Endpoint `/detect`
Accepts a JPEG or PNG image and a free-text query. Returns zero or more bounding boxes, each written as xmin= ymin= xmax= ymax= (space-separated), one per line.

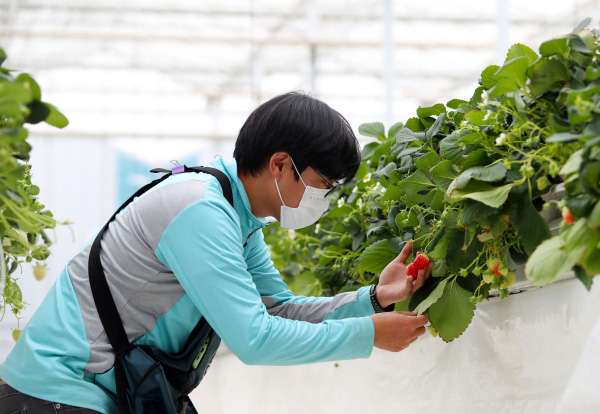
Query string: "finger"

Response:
xmin=397 ymin=241 xmax=413 ymax=264
xmin=395 ymin=311 xmax=418 ymax=316
xmin=414 ymin=326 xmax=426 ymax=336
xmin=414 ymin=262 xmax=433 ymax=291
xmin=411 ymin=314 xmax=429 ymax=327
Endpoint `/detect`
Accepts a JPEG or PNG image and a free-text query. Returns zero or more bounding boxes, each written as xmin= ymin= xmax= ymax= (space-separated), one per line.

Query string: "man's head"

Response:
xmin=234 ymin=91 xmax=361 ymax=185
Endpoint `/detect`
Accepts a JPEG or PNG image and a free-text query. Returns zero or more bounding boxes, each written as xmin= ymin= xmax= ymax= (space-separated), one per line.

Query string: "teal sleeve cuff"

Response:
xmin=357 ymin=286 xmax=377 ymax=316
xmin=353 ymin=316 xmax=375 ymax=359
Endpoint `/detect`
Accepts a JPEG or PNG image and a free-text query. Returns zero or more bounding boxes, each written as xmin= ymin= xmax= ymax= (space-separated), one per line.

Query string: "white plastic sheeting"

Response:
xmin=191 ymin=275 xmax=600 ymax=413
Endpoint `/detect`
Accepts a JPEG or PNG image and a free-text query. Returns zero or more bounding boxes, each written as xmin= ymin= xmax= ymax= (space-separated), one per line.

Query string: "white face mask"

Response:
xmin=274 ymin=159 xmax=332 ymax=229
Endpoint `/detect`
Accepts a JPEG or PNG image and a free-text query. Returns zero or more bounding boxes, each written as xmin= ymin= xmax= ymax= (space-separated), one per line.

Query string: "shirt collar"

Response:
xmin=210 ymin=157 xmax=270 ymax=231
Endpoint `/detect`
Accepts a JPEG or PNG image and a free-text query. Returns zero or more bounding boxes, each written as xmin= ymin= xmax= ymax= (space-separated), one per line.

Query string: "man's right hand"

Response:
xmin=370 ymin=311 xmax=429 ymax=352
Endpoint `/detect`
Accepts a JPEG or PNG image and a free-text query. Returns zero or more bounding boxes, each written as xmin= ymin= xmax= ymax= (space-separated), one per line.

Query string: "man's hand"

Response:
xmin=370 ymin=311 xmax=429 ymax=352
xmin=376 ymin=241 xmax=432 ymax=308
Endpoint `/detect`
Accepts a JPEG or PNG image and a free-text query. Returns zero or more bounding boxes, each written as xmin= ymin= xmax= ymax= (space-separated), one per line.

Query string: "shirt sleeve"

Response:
xmin=154 ymin=199 xmax=374 ymax=366
xmin=244 ymin=229 xmax=376 ymax=323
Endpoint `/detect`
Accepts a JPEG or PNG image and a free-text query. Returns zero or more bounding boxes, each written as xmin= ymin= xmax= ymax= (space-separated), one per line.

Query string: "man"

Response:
xmin=0 ymin=92 xmax=431 ymax=413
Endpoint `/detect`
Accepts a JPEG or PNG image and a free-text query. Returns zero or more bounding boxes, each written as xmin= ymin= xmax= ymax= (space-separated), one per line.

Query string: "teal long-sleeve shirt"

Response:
xmin=0 ymin=157 xmax=375 ymax=413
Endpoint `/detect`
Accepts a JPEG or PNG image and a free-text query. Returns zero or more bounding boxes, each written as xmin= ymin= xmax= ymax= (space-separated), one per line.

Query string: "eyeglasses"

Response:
xmin=312 ymin=167 xmax=341 ymax=197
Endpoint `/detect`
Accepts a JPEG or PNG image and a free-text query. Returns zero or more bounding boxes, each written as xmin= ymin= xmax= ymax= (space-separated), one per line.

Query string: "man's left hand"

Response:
xmin=376 ymin=241 xmax=432 ymax=309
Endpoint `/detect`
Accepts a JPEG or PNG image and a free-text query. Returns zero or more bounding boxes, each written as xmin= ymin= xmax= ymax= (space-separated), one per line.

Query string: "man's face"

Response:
xmin=276 ymin=164 xmax=334 ymax=209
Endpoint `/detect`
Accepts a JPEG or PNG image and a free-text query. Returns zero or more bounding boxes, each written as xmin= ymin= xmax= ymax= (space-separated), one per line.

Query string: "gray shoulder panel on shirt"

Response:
xmin=68 ymin=177 xmax=209 ymax=374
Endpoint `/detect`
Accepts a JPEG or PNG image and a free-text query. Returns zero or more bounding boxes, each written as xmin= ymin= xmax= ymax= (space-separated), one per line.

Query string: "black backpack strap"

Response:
xmin=88 ymin=164 xmax=233 ymax=413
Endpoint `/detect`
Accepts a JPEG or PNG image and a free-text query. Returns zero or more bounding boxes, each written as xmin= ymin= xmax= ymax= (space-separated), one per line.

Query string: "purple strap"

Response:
xmin=172 ymin=165 xmax=185 ymax=175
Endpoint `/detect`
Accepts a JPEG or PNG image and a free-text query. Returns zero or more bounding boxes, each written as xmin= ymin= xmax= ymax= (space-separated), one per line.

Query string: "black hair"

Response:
xmin=233 ymin=91 xmax=361 ymax=184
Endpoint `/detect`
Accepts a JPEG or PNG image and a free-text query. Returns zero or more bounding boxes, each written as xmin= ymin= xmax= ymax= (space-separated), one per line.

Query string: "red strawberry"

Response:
xmin=487 ymin=258 xmax=502 ymax=276
xmin=407 ymin=263 xmax=418 ymax=281
xmin=562 ymin=207 xmax=575 ymax=225
xmin=413 ymin=253 xmax=430 ymax=269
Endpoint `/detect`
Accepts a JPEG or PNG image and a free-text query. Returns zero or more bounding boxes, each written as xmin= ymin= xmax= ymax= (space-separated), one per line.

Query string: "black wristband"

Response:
xmin=370 ymin=284 xmax=394 ymax=313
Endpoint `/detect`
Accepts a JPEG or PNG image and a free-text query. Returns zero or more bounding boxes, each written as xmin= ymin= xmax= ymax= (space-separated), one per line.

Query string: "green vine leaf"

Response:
xmin=525 ymin=236 xmax=574 ymax=286
xmin=431 ymin=160 xmax=459 ymax=192
xmin=359 ymin=239 xmax=398 ymax=274
xmin=415 ymin=278 xmax=449 ymax=314
xmin=427 ymin=279 xmax=476 ymax=342
xmin=359 ymin=122 xmax=386 ymax=141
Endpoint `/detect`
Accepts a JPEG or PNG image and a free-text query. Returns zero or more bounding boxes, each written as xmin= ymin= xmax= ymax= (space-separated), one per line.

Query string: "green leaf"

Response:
xmin=430 ymin=189 xmax=445 ymax=212
xmin=415 ymin=152 xmax=441 ymax=174
xmin=529 ymin=58 xmax=569 ymax=96
xmin=383 ymin=185 xmax=404 ymax=201
xmin=328 ymin=205 xmax=353 ymax=218
xmin=512 ymin=195 xmax=552 ymax=255
xmin=431 ymin=259 xmax=448 ymax=277
xmin=361 ymin=142 xmax=380 ymax=160
xmin=25 ymin=100 xmax=50 ymax=124
xmin=43 ymin=103 xmax=69 ymax=128
xmin=287 ymin=272 xmax=322 ymax=296
xmin=461 ymin=148 xmax=492 ymax=171
xmin=547 ymin=132 xmax=587 ymax=143
xmin=573 ymin=265 xmax=593 ymax=291
xmin=560 ymin=149 xmax=583 ymax=177
xmin=359 ymin=240 xmax=398 ymax=274
xmin=373 ymin=162 xmax=397 ymax=180
xmin=463 ymin=111 xmax=485 ymax=126
xmin=539 ymin=37 xmax=568 ymax=57
xmin=439 ymin=133 xmax=468 ymax=165
xmin=446 ymin=99 xmax=468 ymax=109
xmin=589 ymin=200 xmax=600 ymax=228
xmin=415 ymin=278 xmax=449 ymax=314
xmin=506 ymin=43 xmax=539 ymax=64
xmin=525 ymin=236 xmax=574 ymax=286
xmin=569 ymin=34 xmax=593 ymax=54
xmin=359 ymin=122 xmax=386 ymax=140
xmin=580 ymin=160 xmax=600 ymax=196
xmin=427 ymin=280 xmax=476 ymax=342
xmin=388 ymin=237 xmax=405 ymax=254
xmin=395 ymin=128 xmax=420 ymax=144
xmin=448 ymin=180 xmax=515 ymax=208
xmin=572 ymin=17 xmax=592 ymax=34
xmin=16 ymin=74 xmax=41 ymax=101
xmin=481 ymin=65 xmax=500 ymax=89
xmin=461 ymin=200 xmax=500 ymax=225
xmin=455 ymin=162 xmax=507 ymax=188
xmin=405 ymin=117 xmax=424 ymax=132
xmin=488 ymin=77 xmax=520 ymax=98
xmin=446 ymin=230 xmax=483 ymax=271
xmin=560 ymin=218 xmax=594 ymax=263
xmin=431 ymin=160 xmax=459 ymax=192
xmin=425 ymin=113 xmax=445 ymax=141
xmin=0 ymin=48 xmax=6 ymax=66
xmin=417 ymin=104 xmax=445 ymax=119
xmin=388 ymin=122 xmax=404 ymax=140
xmin=397 ymin=169 xmax=435 ymax=194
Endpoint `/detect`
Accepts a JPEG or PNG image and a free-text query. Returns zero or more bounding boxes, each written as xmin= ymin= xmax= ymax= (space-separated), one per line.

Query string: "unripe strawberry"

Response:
xmin=482 ymin=270 xmax=495 ymax=284
xmin=33 ymin=264 xmax=47 ymax=281
xmin=501 ymin=271 xmax=516 ymax=288
xmin=413 ymin=253 xmax=430 ymax=269
xmin=562 ymin=207 xmax=575 ymax=225
xmin=407 ymin=263 xmax=418 ymax=281
xmin=487 ymin=258 xmax=502 ymax=275
xmin=12 ymin=329 xmax=21 ymax=342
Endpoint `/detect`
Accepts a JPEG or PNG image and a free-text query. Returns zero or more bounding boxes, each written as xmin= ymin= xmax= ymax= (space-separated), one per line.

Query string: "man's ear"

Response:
xmin=269 ymin=152 xmax=291 ymax=180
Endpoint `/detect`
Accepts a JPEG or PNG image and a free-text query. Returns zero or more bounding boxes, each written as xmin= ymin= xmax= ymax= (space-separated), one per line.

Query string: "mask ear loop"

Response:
xmin=289 ymin=157 xmax=307 ymax=188
xmin=274 ymin=179 xmax=286 ymax=207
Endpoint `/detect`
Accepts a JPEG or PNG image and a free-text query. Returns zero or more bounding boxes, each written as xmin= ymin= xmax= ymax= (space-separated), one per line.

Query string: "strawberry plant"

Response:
xmin=265 ymin=18 xmax=600 ymax=342
xmin=0 ymin=48 xmax=68 ymax=327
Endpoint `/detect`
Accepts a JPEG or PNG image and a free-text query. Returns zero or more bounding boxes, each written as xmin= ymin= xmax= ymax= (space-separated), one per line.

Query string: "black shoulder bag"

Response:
xmin=88 ymin=165 xmax=232 ymax=414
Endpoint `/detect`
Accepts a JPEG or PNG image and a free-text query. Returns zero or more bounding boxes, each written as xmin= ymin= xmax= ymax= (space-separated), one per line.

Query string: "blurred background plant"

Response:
xmin=0 ymin=48 xmax=68 ymax=337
